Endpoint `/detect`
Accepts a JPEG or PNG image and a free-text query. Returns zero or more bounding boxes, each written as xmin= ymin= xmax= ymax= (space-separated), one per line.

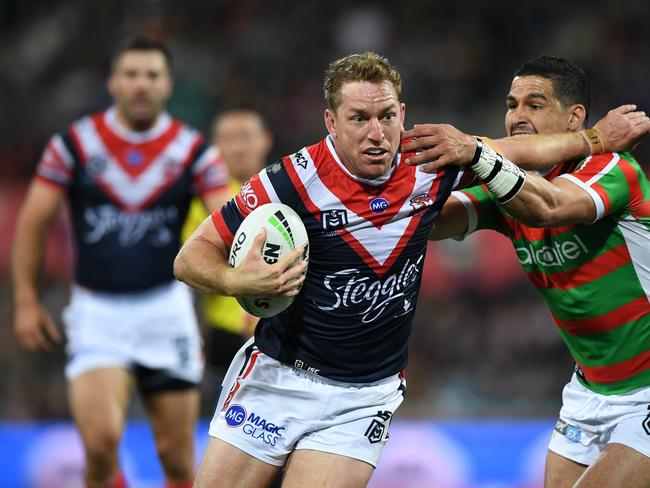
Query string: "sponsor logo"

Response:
xmin=173 ymin=337 xmax=189 ymax=368
xmin=229 ymin=231 xmax=248 ymax=266
xmin=294 ymin=359 xmax=320 ymax=375
xmin=203 ymin=165 xmax=228 ymax=186
xmin=365 ymin=410 xmax=392 ymax=444
xmin=409 ymin=193 xmax=434 ymax=215
xmin=574 ymin=363 xmax=589 ymax=385
xmin=516 ymin=235 xmax=588 ymax=268
xmin=87 ymin=155 xmax=108 ymax=176
xmin=315 ymin=256 xmax=423 ymax=323
xmin=163 ymin=157 xmax=183 ymax=178
xmin=252 ymin=297 xmax=271 ymax=310
xmin=643 ymin=406 xmax=650 ymax=436
xmin=370 ymin=197 xmax=389 ymax=213
xmin=225 ymin=406 xmax=286 ymax=446
xmin=225 ymin=404 xmax=247 ymax=427
xmin=554 ymin=419 xmax=582 ymax=443
xmin=272 ymin=210 xmax=295 ymax=247
xmin=322 ymin=209 xmax=348 ymax=230
xmin=293 ymin=151 xmax=308 ymax=169
xmin=240 ymin=181 xmax=259 ymax=209
xmin=83 ymin=205 xmax=178 ymax=246
xmin=126 ymin=150 xmax=143 ymax=166
xmin=263 ymin=242 xmax=281 ymax=264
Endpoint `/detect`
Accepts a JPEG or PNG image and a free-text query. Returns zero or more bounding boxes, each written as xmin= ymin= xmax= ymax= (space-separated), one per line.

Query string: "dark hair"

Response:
xmin=323 ymin=52 xmax=402 ymax=110
xmin=110 ymin=36 xmax=173 ymax=73
xmin=514 ymin=55 xmax=591 ymax=122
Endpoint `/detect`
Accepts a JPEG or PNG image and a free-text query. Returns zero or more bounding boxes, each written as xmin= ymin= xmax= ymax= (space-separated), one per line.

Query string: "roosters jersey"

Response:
xmin=457 ymin=152 xmax=650 ymax=394
xmin=212 ymin=136 xmax=475 ymax=382
xmin=36 ymin=107 xmax=228 ymax=292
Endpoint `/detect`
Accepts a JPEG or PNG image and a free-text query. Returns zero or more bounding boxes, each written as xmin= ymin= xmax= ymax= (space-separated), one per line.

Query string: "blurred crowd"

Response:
xmin=1 ymin=0 xmax=649 ymax=420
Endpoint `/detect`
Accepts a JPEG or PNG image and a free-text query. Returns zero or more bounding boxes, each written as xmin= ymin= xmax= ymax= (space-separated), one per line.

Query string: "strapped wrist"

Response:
xmin=470 ymin=137 xmax=526 ymax=204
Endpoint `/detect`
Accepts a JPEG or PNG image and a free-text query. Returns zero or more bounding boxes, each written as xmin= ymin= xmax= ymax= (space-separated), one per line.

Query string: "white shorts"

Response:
xmin=63 ymin=281 xmax=203 ymax=387
xmin=209 ymin=339 xmax=406 ymax=467
xmin=548 ymin=373 xmax=650 ymax=465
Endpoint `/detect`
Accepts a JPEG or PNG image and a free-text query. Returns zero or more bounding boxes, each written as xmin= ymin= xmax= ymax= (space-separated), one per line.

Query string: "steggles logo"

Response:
xmin=314 ymin=256 xmax=423 ymax=322
xmin=83 ymin=205 xmax=178 ymax=246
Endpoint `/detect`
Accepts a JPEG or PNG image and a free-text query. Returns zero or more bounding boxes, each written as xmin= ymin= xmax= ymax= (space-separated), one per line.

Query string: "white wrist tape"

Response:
xmin=470 ymin=138 xmax=526 ymax=204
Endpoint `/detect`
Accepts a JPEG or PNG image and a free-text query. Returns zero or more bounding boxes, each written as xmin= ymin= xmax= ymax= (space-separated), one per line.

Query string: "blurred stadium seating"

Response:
xmin=1 ymin=1 xmax=648 ymax=486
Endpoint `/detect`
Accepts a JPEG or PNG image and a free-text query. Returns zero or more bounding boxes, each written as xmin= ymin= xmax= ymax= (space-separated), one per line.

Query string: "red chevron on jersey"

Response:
xmin=309 ymin=141 xmax=417 ymax=230
xmin=274 ymin=139 xmax=452 ymax=276
xmin=92 ymin=112 xmax=183 ymax=178
xmin=69 ymin=110 xmax=210 ymax=211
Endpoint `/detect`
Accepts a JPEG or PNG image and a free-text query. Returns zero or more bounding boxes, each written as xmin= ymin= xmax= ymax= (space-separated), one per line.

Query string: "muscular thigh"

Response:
xmin=574 ymin=443 xmax=650 ymax=488
xmin=545 ymin=450 xmax=587 ymax=488
xmin=143 ymin=388 xmax=199 ymax=444
xmin=68 ymin=367 xmax=133 ymax=441
xmin=194 ymin=437 xmax=280 ymax=488
xmin=283 ymin=449 xmax=374 ymax=488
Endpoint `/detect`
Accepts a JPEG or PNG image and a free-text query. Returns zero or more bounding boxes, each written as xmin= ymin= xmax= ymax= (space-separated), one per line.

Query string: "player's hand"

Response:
xmin=227 ymin=228 xmax=307 ymax=298
xmin=14 ymin=300 xmax=63 ymax=352
xmin=593 ymin=104 xmax=650 ymax=153
xmin=401 ymin=124 xmax=477 ymax=173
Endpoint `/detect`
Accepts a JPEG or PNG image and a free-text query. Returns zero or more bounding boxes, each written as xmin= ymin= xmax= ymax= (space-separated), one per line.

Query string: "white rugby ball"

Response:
xmin=228 ymin=203 xmax=309 ymax=318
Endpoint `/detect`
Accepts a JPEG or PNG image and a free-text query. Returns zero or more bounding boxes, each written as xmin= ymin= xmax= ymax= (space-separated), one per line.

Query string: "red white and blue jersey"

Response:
xmin=36 ymin=107 xmax=229 ymax=292
xmin=212 ymin=136 xmax=474 ymax=382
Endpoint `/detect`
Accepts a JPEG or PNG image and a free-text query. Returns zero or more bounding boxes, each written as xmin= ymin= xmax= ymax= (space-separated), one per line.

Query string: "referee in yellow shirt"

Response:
xmin=182 ymin=108 xmax=273 ymax=381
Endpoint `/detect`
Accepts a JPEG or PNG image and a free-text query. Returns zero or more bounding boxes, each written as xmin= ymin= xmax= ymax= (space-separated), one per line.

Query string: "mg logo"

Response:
xmin=225 ymin=404 xmax=247 ymax=427
xmin=370 ymin=197 xmax=389 ymax=213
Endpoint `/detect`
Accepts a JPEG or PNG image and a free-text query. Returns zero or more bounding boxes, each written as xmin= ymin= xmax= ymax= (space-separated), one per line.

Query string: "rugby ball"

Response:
xmin=228 ymin=203 xmax=309 ymax=318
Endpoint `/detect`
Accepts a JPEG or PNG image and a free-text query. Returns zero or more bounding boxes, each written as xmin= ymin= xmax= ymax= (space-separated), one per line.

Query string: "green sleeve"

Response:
xmin=454 ymin=184 xmax=508 ymax=235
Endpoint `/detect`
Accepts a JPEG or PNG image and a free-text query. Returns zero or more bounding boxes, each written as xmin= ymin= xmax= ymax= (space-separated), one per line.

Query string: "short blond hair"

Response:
xmin=323 ymin=52 xmax=402 ymax=110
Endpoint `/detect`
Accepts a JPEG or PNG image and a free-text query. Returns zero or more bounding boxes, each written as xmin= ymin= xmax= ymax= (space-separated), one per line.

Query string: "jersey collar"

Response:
xmin=325 ymin=135 xmax=400 ymax=187
xmin=104 ymin=106 xmax=172 ymax=143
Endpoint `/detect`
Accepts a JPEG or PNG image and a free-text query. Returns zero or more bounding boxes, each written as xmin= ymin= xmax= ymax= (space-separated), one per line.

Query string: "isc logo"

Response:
xmin=370 ymin=197 xmax=389 ymax=213
xmin=225 ymin=404 xmax=247 ymax=427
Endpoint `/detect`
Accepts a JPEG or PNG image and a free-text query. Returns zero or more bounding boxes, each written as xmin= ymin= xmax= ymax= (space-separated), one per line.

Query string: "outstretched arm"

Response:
xmin=466 ymin=140 xmax=603 ymax=227
xmin=501 ymin=174 xmax=596 ymax=227
xmin=402 ymin=105 xmax=649 ymax=172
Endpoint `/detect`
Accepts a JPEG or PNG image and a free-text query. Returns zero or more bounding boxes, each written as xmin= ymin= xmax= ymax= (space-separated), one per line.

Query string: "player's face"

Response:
xmin=506 ymin=75 xmax=576 ymax=136
xmin=108 ymin=50 xmax=172 ymax=130
xmin=214 ymin=112 xmax=272 ymax=183
xmin=325 ymin=80 xmax=405 ymax=179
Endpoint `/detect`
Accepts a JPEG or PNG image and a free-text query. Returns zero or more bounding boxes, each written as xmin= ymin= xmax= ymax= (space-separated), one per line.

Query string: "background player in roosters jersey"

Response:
xmin=403 ymin=56 xmax=650 ymax=488
xmin=174 ymin=52 xmax=643 ymax=488
xmin=12 ymin=37 xmax=230 ymax=488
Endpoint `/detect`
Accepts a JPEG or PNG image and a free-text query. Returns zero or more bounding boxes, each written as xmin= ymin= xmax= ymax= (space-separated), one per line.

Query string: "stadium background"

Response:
xmin=0 ymin=0 xmax=648 ymax=486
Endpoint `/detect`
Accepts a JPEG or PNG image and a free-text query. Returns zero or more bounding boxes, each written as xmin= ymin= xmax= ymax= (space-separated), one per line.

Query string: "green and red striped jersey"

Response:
xmin=456 ymin=152 xmax=650 ymax=395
